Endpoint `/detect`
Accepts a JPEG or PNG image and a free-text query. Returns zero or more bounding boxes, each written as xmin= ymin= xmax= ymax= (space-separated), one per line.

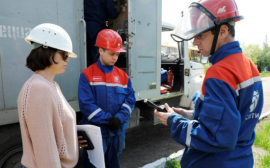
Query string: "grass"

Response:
xmin=254 ymin=119 xmax=270 ymax=151
xmin=260 ymin=71 xmax=270 ymax=77
xmin=165 ymin=158 xmax=181 ymax=168
xmin=257 ymin=153 xmax=270 ymax=168
xmin=253 ymin=117 xmax=270 ymax=168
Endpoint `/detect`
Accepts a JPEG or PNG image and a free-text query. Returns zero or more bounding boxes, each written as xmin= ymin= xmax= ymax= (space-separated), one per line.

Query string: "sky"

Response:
xmin=162 ymin=0 xmax=270 ymax=47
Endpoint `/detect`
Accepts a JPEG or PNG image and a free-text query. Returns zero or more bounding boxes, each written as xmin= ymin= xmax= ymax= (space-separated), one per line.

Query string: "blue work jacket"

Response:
xmin=78 ymin=59 xmax=136 ymax=137
xmin=168 ymin=41 xmax=264 ymax=168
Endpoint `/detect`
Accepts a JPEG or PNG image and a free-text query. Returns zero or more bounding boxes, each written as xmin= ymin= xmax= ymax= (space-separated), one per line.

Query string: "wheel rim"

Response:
xmin=0 ymin=145 xmax=22 ymax=168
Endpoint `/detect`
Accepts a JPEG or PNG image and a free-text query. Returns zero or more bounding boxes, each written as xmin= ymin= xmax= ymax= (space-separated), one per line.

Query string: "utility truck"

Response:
xmin=0 ymin=0 xmax=204 ymax=167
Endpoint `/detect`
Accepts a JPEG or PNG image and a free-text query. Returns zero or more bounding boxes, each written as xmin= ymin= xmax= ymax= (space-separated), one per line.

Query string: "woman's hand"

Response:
xmin=78 ymin=136 xmax=88 ymax=148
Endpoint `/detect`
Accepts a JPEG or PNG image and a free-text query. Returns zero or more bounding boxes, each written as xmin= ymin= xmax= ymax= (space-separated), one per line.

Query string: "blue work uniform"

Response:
xmin=84 ymin=0 xmax=118 ymax=66
xmin=78 ymin=59 xmax=136 ymax=168
xmin=167 ymin=41 xmax=264 ymax=168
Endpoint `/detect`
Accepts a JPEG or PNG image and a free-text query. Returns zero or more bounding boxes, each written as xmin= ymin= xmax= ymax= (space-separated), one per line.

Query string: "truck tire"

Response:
xmin=0 ymin=123 xmax=22 ymax=168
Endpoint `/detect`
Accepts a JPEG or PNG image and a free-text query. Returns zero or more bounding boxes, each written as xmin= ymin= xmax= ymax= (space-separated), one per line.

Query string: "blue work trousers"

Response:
xmin=83 ymin=135 xmax=124 ymax=168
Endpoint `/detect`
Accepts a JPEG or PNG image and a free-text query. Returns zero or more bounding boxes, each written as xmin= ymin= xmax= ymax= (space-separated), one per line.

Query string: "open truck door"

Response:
xmin=127 ymin=0 xmax=162 ymax=100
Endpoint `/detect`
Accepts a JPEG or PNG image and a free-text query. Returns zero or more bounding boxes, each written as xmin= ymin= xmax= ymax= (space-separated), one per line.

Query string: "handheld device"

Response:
xmin=137 ymin=93 xmax=167 ymax=112
xmin=77 ymin=131 xmax=95 ymax=150
xmin=143 ymin=99 xmax=167 ymax=112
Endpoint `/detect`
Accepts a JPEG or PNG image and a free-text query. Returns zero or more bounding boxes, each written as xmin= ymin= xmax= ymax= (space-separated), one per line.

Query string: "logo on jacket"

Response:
xmin=250 ymin=90 xmax=259 ymax=112
xmin=93 ymin=76 xmax=102 ymax=82
xmin=114 ymin=76 xmax=120 ymax=83
xmin=246 ymin=90 xmax=260 ymax=120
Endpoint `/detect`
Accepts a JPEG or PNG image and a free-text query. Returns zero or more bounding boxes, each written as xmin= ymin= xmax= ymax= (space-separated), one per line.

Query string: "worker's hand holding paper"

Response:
xmin=77 ymin=125 xmax=105 ymax=168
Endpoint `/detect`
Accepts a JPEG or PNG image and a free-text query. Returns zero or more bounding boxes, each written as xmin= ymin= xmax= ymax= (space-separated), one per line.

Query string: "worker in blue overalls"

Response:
xmin=79 ymin=29 xmax=136 ymax=168
xmin=155 ymin=0 xmax=264 ymax=168
xmin=84 ymin=0 xmax=118 ymax=66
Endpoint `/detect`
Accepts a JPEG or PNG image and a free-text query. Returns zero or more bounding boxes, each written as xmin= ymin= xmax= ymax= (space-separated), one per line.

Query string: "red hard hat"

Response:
xmin=198 ymin=0 xmax=242 ymax=21
xmin=95 ymin=29 xmax=126 ymax=52
xmin=172 ymin=0 xmax=243 ymax=41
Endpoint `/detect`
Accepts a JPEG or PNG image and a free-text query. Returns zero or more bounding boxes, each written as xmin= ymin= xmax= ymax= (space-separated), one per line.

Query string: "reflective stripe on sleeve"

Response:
xmin=87 ymin=108 xmax=102 ymax=121
xmin=89 ymin=82 xmax=106 ymax=86
xmin=89 ymin=82 xmax=127 ymax=88
xmin=200 ymin=93 xmax=204 ymax=101
xmin=236 ymin=76 xmax=262 ymax=96
xmin=186 ymin=120 xmax=194 ymax=147
xmin=107 ymin=83 xmax=128 ymax=88
xmin=123 ymin=103 xmax=132 ymax=113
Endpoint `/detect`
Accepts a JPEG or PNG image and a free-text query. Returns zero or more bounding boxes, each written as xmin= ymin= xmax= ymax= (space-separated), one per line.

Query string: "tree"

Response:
xmin=241 ymin=43 xmax=261 ymax=64
xmin=257 ymin=42 xmax=270 ymax=72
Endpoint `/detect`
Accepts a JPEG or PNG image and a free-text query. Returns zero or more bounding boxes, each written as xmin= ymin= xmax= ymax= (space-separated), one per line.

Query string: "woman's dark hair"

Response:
xmin=26 ymin=46 xmax=58 ymax=72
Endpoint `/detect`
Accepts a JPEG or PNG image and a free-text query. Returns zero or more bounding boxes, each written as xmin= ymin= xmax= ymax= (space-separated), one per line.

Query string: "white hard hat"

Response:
xmin=25 ymin=23 xmax=77 ymax=58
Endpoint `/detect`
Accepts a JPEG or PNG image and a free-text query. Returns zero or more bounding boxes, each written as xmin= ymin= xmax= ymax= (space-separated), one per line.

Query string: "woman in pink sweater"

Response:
xmin=17 ymin=23 xmax=79 ymax=168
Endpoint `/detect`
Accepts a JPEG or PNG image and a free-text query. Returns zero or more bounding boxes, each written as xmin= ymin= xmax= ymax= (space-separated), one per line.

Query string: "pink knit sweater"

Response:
xmin=17 ymin=73 xmax=79 ymax=168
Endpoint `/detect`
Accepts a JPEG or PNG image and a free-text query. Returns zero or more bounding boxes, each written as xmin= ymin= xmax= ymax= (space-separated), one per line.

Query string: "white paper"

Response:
xmin=77 ymin=125 xmax=105 ymax=168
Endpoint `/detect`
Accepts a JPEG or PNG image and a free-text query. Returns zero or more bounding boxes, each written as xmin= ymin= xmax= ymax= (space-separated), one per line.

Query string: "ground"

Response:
xmin=121 ymin=119 xmax=184 ymax=168
xmin=75 ymin=119 xmax=184 ymax=168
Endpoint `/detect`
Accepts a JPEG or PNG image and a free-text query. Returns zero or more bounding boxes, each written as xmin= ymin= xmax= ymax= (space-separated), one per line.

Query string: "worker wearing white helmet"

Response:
xmin=18 ymin=23 xmax=79 ymax=168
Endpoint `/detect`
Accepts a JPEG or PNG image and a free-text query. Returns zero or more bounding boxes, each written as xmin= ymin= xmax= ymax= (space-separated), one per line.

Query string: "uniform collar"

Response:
xmin=97 ymin=58 xmax=114 ymax=73
xmin=209 ymin=41 xmax=242 ymax=65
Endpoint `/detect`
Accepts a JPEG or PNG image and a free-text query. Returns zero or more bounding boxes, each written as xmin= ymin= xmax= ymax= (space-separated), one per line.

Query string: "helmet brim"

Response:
xmin=68 ymin=52 xmax=77 ymax=58
xmin=105 ymin=47 xmax=126 ymax=53
xmin=26 ymin=39 xmax=78 ymax=58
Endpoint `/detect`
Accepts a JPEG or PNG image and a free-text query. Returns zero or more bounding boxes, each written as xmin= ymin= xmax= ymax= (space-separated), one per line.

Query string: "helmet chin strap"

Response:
xmin=210 ymin=25 xmax=221 ymax=56
xmin=31 ymin=42 xmax=48 ymax=49
xmin=31 ymin=43 xmax=42 ymax=49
